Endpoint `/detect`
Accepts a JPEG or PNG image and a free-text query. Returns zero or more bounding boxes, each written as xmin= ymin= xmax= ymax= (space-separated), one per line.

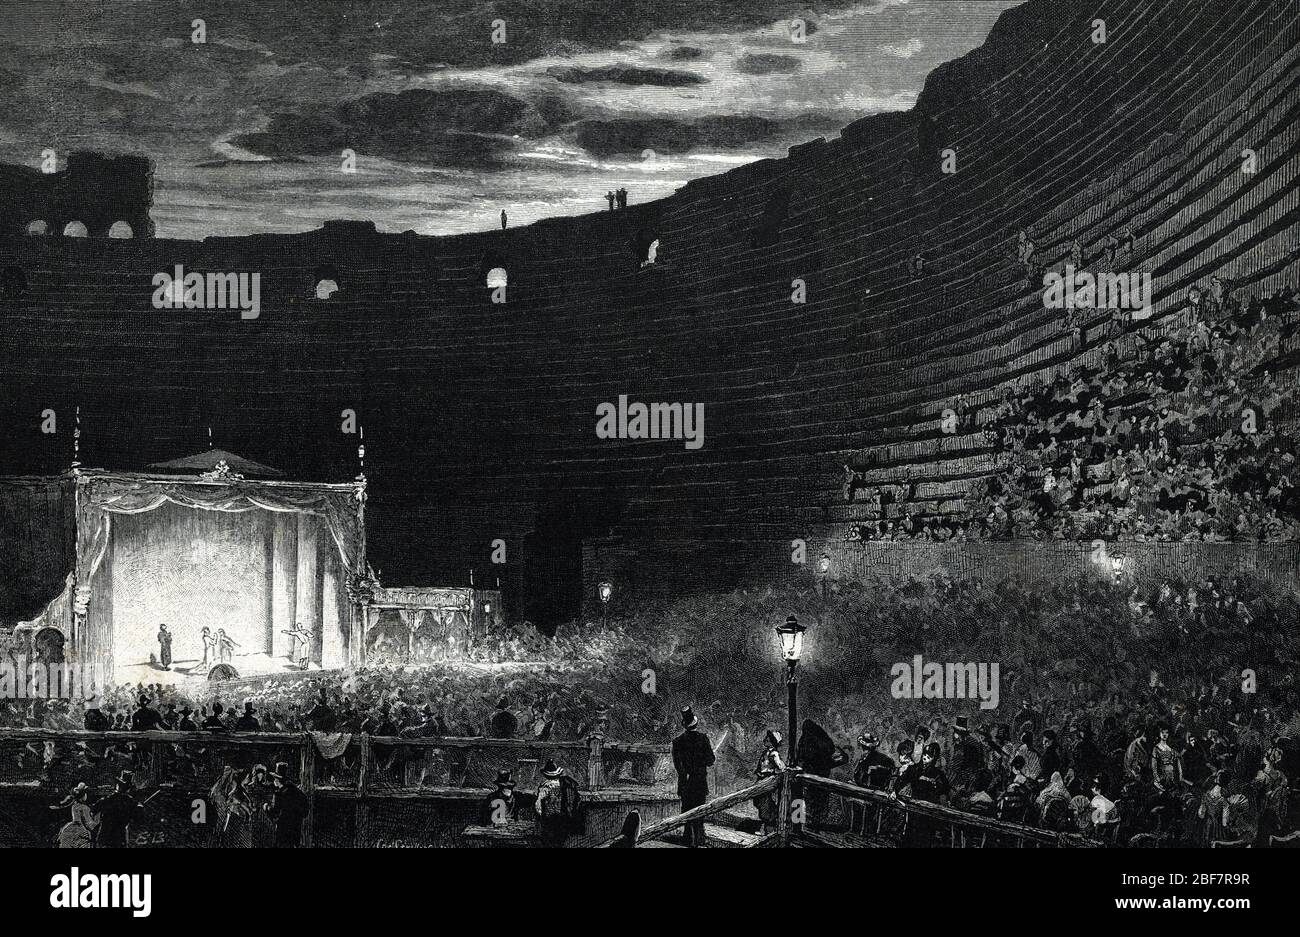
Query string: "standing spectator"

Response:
xmin=489 ymin=696 xmax=518 ymax=739
xmin=500 ymin=209 xmax=508 ymax=230
xmin=605 ymin=191 xmax=615 ymax=210
xmin=265 ymin=762 xmax=310 ymax=848
xmin=1125 ymin=725 xmax=1153 ymax=783
xmin=94 ymin=771 xmax=144 ymax=847
xmin=853 ymin=733 xmax=895 ymax=791
xmin=671 ymin=706 xmax=715 ymax=847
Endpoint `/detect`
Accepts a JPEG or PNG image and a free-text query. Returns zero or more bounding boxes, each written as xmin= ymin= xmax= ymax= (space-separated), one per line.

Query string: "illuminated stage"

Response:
xmin=116 ymin=651 xmax=327 ymax=688
xmin=10 ymin=452 xmax=371 ymax=684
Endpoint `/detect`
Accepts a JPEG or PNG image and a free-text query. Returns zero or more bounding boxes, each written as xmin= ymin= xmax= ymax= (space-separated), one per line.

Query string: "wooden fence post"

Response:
xmin=300 ymin=735 xmax=316 ymax=847
xmin=778 ymin=768 xmax=792 ymax=847
xmin=356 ymin=733 xmax=371 ymax=847
xmin=587 ymin=734 xmax=604 ymax=791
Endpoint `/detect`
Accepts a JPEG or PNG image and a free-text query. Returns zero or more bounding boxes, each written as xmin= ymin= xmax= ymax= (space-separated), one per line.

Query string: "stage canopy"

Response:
xmin=14 ymin=454 xmax=370 ymax=682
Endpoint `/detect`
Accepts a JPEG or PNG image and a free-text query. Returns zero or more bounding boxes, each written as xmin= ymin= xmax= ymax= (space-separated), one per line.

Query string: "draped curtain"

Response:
xmin=76 ymin=476 xmax=363 ymax=592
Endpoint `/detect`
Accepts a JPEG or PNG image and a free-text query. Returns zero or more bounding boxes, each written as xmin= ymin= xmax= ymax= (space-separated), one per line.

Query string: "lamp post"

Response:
xmin=597 ymin=580 xmax=613 ymax=627
xmin=775 ymin=615 xmax=806 ymax=764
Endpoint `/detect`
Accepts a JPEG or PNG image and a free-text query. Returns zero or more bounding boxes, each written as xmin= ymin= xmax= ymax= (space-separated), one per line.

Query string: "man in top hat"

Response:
xmin=201 ymin=702 xmax=227 ymax=731
xmin=265 ymin=762 xmax=310 ymax=847
xmin=304 ymin=688 xmax=336 ymax=732
xmin=156 ymin=624 xmax=173 ymax=670
xmin=482 ymin=769 xmax=520 ymax=826
xmin=852 ymin=733 xmax=895 ymax=791
xmin=130 ymin=693 xmax=164 ymax=732
xmin=94 ymin=771 xmax=145 ymax=847
xmin=535 ymin=759 xmax=580 ymax=843
xmin=671 ymin=706 xmax=715 ymax=847
xmin=489 ymin=696 xmax=518 ymax=739
xmin=235 ymin=701 xmax=261 ymax=732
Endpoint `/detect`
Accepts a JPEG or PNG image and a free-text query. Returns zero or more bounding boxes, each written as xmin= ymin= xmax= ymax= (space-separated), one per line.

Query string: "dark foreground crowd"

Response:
xmin=777 ymin=690 xmax=1297 ymax=847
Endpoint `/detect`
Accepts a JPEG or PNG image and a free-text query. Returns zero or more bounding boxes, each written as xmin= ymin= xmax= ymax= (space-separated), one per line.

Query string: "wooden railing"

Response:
xmin=0 ymin=727 xmax=672 ymax=847
xmin=592 ymin=770 xmax=1102 ymax=848
xmin=595 ymin=776 xmax=780 ymax=848
xmin=797 ymin=773 xmax=1100 ymax=848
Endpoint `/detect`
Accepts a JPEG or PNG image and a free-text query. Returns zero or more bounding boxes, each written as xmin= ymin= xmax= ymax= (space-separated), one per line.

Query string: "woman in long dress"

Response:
xmin=52 ymin=782 xmax=98 ymax=848
xmin=201 ymin=627 xmax=215 ymax=669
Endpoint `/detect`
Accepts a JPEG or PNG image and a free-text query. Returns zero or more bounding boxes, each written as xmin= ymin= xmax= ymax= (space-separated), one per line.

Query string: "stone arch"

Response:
xmin=633 ymin=229 xmax=660 ymax=266
xmin=314 ymin=263 xmax=341 ymax=300
xmin=33 ymin=627 xmax=66 ymax=664
xmin=25 ymin=220 xmax=49 ymax=236
xmin=0 ymin=265 xmax=27 ymax=300
xmin=486 ymin=266 xmax=508 ymax=289
xmin=364 ymin=610 xmax=410 ymax=663
xmin=107 ymin=220 xmax=134 ymax=238
xmin=62 ymin=220 xmax=89 ymax=238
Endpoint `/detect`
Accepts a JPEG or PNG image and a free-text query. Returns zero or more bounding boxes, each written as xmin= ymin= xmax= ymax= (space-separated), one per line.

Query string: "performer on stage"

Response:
xmin=216 ymin=628 xmax=239 ymax=664
xmin=157 ymin=623 xmax=173 ymax=670
xmin=200 ymin=626 xmax=216 ymax=668
xmin=281 ymin=624 xmax=312 ymax=669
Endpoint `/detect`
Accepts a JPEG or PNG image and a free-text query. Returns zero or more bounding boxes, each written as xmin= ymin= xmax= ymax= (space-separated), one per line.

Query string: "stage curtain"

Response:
xmin=77 ymin=476 xmax=363 ymax=576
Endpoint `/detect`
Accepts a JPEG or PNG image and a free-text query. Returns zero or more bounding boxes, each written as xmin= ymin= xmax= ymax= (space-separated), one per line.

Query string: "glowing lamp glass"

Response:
xmin=776 ymin=617 xmax=806 ymax=662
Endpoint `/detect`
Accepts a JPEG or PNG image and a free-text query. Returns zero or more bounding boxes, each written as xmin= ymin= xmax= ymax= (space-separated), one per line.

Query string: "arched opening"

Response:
xmin=0 ymin=265 xmax=27 ymax=300
xmin=33 ymin=627 xmax=66 ymax=665
xmin=62 ymin=221 xmax=89 ymax=238
xmin=314 ymin=264 xmax=340 ymax=300
xmin=25 ymin=220 xmax=48 ymax=236
xmin=365 ymin=610 xmax=411 ymax=663
xmin=107 ymin=221 xmax=134 ymax=239
xmin=486 ymin=266 xmax=508 ymax=289
xmin=633 ymin=229 xmax=660 ymax=267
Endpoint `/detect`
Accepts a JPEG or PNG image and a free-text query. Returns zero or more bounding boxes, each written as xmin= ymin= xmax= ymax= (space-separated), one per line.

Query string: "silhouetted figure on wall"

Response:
xmin=606 ymin=191 xmax=616 ymax=210
xmin=616 ymin=188 xmax=628 ymax=209
xmin=500 ymin=209 xmax=508 ymax=230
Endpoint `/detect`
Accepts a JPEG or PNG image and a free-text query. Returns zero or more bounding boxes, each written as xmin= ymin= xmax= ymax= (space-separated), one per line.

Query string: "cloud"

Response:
xmin=545 ymin=65 xmax=705 ymax=87
xmin=235 ymin=87 xmax=571 ymax=167
xmin=735 ymin=52 xmax=803 ymax=74
xmin=659 ymin=45 xmax=709 ymax=61
xmin=880 ymin=38 xmax=925 ymax=58
xmin=570 ymin=113 xmax=842 ymax=157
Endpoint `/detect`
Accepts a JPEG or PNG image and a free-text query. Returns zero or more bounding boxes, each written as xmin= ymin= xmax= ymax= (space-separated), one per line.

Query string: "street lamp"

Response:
xmin=775 ymin=615 xmax=807 ymax=762
xmin=597 ymin=580 xmax=613 ymax=627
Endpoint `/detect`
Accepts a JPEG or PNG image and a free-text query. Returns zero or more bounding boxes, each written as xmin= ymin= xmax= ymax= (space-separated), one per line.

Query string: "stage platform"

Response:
xmin=117 ymin=652 xmax=325 ymax=688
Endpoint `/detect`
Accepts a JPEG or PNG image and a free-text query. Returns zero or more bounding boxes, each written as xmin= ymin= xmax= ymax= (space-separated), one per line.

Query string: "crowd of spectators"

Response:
xmin=845 ymin=282 xmax=1300 ymax=543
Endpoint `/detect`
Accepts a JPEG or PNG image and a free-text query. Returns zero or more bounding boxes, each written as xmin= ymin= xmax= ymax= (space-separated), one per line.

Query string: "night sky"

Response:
xmin=0 ymin=0 xmax=1020 ymax=237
